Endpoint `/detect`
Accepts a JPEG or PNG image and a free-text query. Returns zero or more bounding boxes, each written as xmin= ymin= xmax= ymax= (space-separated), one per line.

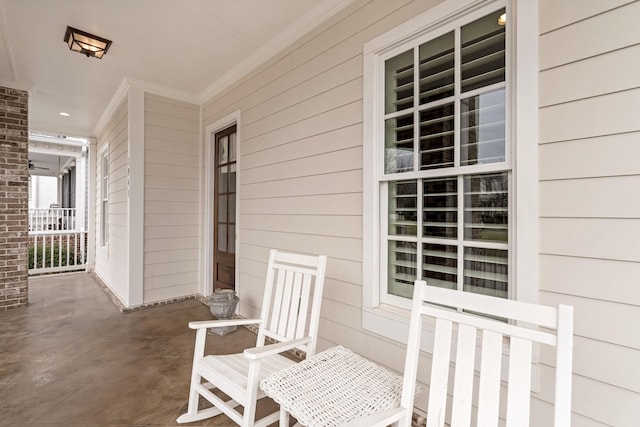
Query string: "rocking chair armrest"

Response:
xmin=243 ymin=337 xmax=312 ymax=360
xmin=188 ymin=318 xmax=263 ymax=329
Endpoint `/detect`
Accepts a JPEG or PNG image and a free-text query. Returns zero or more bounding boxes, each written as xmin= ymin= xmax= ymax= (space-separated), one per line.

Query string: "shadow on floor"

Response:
xmin=0 ymin=273 xmax=278 ymax=427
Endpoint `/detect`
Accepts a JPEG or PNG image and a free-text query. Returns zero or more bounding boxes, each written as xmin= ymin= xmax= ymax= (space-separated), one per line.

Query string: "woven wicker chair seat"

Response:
xmin=260 ymin=346 xmax=403 ymax=427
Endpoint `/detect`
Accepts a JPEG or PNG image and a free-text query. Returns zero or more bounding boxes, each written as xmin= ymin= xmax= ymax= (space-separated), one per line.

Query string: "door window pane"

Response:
xmin=218 ymin=165 xmax=228 ymax=193
xmin=218 ymin=136 xmax=228 ymax=164
xmin=218 ymin=224 xmax=227 ymax=251
xmin=229 ymin=133 xmax=237 ymax=162
xmin=228 ymin=225 xmax=235 ymax=254
xmin=218 ymin=195 xmax=227 ymax=222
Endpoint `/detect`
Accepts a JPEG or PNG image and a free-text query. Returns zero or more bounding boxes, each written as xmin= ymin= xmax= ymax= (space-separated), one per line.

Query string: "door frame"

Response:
xmin=203 ymin=110 xmax=241 ymax=298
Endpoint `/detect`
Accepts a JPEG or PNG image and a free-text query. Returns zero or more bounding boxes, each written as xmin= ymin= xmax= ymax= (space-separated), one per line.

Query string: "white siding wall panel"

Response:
xmin=540 ymin=176 xmax=640 ymax=218
xmin=539 ymin=0 xmax=635 ymax=34
xmin=241 ymin=170 xmax=362 ymax=199
xmin=539 ymin=1 xmax=640 ymax=425
xmin=540 ymin=336 xmax=640 ymax=394
xmin=241 ymin=193 xmax=362 ymax=216
xmin=242 ymin=147 xmax=362 ymax=184
xmin=539 ymin=132 xmax=640 ymax=180
xmin=539 ymin=1 xmax=640 ymax=70
xmin=536 ymin=365 xmax=639 ymax=427
xmin=540 ymin=254 xmax=640 ymax=306
xmin=540 ymin=44 xmax=640 ymax=107
xmin=242 ymin=124 xmax=362 ymax=170
xmin=144 ymin=93 xmax=199 ymax=303
xmin=240 ymin=214 xmax=362 ymax=239
xmin=95 ymin=99 xmax=129 ymax=303
xmin=539 ymin=88 xmax=640 ymax=144
xmin=540 ymin=218 xmax=640 ymax=263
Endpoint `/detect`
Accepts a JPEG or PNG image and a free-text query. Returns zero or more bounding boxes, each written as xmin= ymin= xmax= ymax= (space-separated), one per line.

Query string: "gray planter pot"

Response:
xmin=207 ymin=289 xmax=239 ymax=335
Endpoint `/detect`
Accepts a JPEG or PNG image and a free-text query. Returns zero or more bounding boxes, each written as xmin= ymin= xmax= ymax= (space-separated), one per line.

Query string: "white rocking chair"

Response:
xmin=177 ymin=249 xmax=328 ymax=427
xmin=347 ymin=280 xmax=574 ymax=427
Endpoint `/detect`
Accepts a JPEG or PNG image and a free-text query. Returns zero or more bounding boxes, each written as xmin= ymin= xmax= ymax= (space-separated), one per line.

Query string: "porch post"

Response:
xmin=0 ymin=86 xmax=29 ymax=309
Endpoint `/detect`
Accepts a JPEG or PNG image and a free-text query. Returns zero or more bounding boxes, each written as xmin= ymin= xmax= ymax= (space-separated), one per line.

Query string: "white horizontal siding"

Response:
xmin=539 ymin=0 xmax=640 ymax=70
xmin=539 ymin=255 xmax=640 ymax=306
xmin=143 ymin=93 xmax=199 ymax=303
xmin=540 ymin=176 xmax=640 ymax=218
xmin=539 ymin=1 xmax=640 ymax=425
xmin=538 ymin=0 xmax=635 ymax=34
xmin=95 ymin=98 xmax=129 ymax=303
xmin=539 ymin=87 xmax=640 ymax=144
xmin=539 ymin=132 xmax=640 ymax=181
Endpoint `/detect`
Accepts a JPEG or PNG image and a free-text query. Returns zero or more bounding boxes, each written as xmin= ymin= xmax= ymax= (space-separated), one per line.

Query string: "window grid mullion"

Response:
xmin=457 ymin=174 xmax=465 ymax=296
xmin=413 ymin=46 xmax=420 ymax=173
xmin=454 ymin=26 xmax=461 ymax=170
xmin=417 ymin=177 xmax=424 ymax=281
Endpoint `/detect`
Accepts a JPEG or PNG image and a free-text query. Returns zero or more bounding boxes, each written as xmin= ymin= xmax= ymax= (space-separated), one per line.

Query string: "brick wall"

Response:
xmin=0 ymin=86 xmax=29 ymax=309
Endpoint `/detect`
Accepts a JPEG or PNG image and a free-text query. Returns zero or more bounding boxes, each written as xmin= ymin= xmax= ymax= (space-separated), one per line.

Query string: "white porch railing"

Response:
xmin=29 ymin=208 xmax=76 ymax=231
xmin=28 ymin=230 xmax=87 ymax=275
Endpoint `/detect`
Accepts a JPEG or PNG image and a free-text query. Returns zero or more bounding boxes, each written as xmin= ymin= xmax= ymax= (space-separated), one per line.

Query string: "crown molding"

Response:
xmin=94 ymin=78 xmax=129 ymax=136
xmin=126 ymin=77 xmax=199 ymax=105
xmin=198 ymin=0 xmax=358 ymax=104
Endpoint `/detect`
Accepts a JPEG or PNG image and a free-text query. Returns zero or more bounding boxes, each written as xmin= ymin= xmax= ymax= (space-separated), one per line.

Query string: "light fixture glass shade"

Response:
xmin=64 ymin=26 xmax=112 ymax=59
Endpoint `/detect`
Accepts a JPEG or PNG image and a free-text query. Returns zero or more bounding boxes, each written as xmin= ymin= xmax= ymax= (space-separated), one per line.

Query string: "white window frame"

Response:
xmin=100 ymin=146 xmax=109 ymax=247
xmin=362 ymin=0 xmax=539 ymax=347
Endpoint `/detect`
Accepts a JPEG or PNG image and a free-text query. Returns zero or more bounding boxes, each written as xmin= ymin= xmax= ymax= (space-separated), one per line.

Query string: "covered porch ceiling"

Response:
xmin=0 ymin=0 xmax=354 ymax=138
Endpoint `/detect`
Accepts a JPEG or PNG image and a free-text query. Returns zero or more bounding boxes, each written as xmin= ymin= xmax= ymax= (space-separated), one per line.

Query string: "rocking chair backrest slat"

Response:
xmin=258 ymin=249 xmax=327 ymax=358
xmin=405 ymin=280 xmax=573 ymax=427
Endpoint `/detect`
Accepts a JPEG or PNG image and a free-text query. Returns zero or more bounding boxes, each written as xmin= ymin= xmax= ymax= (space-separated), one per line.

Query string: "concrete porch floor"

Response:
xmin=0 ymin=273 xmax=279 ymax=426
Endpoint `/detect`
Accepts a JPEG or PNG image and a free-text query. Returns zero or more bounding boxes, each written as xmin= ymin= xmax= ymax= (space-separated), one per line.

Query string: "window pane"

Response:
xmin=229 ymin=133 xmax=237 ymax=162
xmin=218 ymin=223 xmax=227 ymax=251
xmin=461 ymin=88 xmax=505 ymax=165
xmin=218 ymin=195 xmax=227 ymax=222
xmin=218 ymin=136 xmax=228 ymax=165
xmin=464 ymin=173 xmax=508 ymax=243
xmin=218 ymin=165 xmax=228 ymax=193
xmin=461 ymin=8 xmax=506 ymax=93
xmin=385 ymin=50 xmax=414 ymax=114
xmin=388 ymin=240 xmax=416 ymax=298
xmin=423 ymin=243 xmax=457 ymax=289
xmin=423 ymin=177 xmax=457 ymax=238
xmin=388 ymin=180 xmax=417 ymax=236
xmin=385 ymin=114 xmax=414 ymax=173
xmin=419 ymin=32 xmax=454 ymax=104
xmin=464 ymin=247 xmax=507 ymax=298
xmin=228 ymin=194 xmax=235 ymax=221
xmin=228 ymin=224 xmax=235 ymax=254
xmin=229 ymin=163 xmax=236 ymax=193
xmin=419 ymin=103 xmax=455 ymax=170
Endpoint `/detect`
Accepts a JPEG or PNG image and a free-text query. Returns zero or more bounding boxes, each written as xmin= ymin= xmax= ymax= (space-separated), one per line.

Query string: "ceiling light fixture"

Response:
xmin=64 ymin=26 xmax=112 ymax=59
